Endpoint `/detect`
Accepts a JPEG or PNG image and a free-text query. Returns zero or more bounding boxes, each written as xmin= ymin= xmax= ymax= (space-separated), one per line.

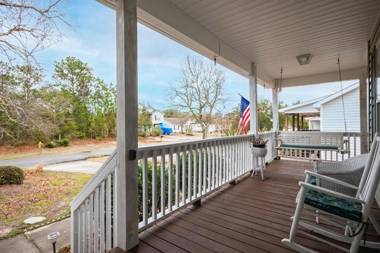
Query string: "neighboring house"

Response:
xmin=146 ymin=106 xmax=219 ymax=134
xmin=185 ymin=120 xmax=217 ymax=133
xmin=314 ymin=84 xmax=360 ymax=132
xmin=150 ymin=110 xmax=164 ymax=126
xmin=164 ymin=117 xmax=186 ymax=133
xmin=279 ymin=83 xmax=360 ymax=132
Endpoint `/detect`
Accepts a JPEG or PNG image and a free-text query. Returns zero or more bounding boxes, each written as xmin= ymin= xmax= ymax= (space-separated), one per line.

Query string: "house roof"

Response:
xmin=279 ymin=82 xmax=359 ymax=114
xmin=313 ymin=83 xmax=359 ymax=107
xmin=165 ymin=117 xmax=187 ymax=124
xmin=279 ymin=97 xmax=326 ymax=114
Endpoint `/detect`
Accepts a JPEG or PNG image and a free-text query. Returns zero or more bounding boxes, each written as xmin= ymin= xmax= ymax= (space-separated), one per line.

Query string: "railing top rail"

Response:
xmin=71 ymin=151 xmax=117 ymax=210
xmin=278 ymin=131 xmax=361 ymax=135
xmin=137 ymin=134 xmax=255 ymax=153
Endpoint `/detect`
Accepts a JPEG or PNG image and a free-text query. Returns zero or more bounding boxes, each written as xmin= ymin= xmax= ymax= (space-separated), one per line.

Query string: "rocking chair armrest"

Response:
xmin=298 ymin=182 xmax=365 ymax=204
xmin=304 ymin=170 xmax=358 ymax=190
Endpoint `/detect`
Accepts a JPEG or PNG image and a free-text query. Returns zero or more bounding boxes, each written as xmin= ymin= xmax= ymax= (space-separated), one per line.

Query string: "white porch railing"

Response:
xmin=277 ymin=131 xmax=362 ymax=161
xmin=70 ymin=131 xmax=365 ymax=252
xmin=70 ymin=132 xmax=277 ymax=253
xmin=71 ymin=152 xmax=117 ymax=253
xmin=136 ymin=132 xmax=276 ymax=231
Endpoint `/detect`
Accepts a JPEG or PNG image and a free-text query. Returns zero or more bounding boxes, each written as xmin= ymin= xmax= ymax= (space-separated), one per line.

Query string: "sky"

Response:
xmin=34 ymin=0 xmax=356 ymax=111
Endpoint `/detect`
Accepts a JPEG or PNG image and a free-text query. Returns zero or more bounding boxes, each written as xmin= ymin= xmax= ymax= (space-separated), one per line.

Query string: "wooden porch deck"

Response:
xmin=129 ymin=159 xmax=380 ymax=253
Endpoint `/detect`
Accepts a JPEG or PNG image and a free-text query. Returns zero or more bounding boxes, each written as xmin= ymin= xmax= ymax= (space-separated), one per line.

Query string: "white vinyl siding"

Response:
xmin=320 ymin=88 xmax=360 ymax=132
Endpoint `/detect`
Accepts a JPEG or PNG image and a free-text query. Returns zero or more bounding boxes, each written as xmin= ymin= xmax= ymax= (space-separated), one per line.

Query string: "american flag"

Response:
xmin=238 ymin=96 xmax=250 ymax=134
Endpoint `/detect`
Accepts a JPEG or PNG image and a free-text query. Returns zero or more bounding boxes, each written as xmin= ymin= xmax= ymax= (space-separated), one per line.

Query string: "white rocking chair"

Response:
xmin=282 ymin=135 xmax=380 ymax=253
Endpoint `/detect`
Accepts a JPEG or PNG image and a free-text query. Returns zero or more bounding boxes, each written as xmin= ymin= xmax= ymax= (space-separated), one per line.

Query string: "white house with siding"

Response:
xmin=150 ymin=110 xmax=164 ymax=126
xmin=314 ymin=83 xmax=360 ymax=132
xmin=280 ymin=83 xmax=360 ymax=132
xmin=164 ymin=117 xmax=186 ymax=133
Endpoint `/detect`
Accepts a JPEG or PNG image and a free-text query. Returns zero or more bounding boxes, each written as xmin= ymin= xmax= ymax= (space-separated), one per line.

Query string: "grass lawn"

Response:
xmin=0 ymin=170 xmax=92 ymax=239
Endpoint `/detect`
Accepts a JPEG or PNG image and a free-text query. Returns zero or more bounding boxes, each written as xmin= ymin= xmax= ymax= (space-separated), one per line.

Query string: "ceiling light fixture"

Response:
xmin=296 ymin=54 xmax=312 ymax=65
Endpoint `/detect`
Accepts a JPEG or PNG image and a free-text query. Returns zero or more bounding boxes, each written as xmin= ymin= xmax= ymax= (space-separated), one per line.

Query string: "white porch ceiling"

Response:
xmin=100 ymin=0 xmax=380 ymax=87
xmin=169 ymin=0 xmax=380 ymax=84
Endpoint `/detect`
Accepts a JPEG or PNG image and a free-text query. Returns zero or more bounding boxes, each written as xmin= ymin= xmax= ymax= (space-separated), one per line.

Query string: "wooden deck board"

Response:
xmin=129 ymin=159 xmax=380 ymax=253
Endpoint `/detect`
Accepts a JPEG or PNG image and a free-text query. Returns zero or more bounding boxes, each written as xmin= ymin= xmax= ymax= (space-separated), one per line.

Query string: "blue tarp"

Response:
xmin=159 ymin=122 xmax=173 ymax=135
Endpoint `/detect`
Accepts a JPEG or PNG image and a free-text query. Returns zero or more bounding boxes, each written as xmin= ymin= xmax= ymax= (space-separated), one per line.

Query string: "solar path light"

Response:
xmin=47 ymin=231 xmax=60 ymax=253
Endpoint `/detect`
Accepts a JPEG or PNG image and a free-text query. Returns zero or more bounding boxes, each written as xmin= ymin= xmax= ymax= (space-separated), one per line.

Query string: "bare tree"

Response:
xmin=0 ymin=62 xmax=52 ymax=142
xmin=171 ymin=56 xmax=225 ymax=139
xmin=0 ymin=1 xmax=65 ymax=143
xmin=0 ymin=0 xmax=65 ymax=63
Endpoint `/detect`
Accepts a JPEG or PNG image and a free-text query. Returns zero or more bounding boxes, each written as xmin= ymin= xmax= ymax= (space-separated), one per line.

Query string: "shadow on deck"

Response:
xmin=129 ymin=159 xmax=380 ymax=253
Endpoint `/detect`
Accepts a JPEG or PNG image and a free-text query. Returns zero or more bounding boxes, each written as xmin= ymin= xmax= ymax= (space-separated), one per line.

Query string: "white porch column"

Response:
xmin=249 ymin=63 xmax=258 ymax=135
xmin=115 ymin=0 xmax=139 ymax=250
xmin=272 ymin=88 xmax=279 ymax=132
xmin=360 ymin=73 xmax=368 ymax=153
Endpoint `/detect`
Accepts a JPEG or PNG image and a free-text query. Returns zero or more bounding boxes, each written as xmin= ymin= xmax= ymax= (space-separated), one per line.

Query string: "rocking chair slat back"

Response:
xmin=358 ymin=135 xmax=380 ymax=210
xmin=357 ymin=133 xmax=378 ymax=194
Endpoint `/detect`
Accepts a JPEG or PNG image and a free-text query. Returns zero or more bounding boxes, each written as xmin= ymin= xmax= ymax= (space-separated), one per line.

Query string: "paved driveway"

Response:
xmin=43 ymin=160 xmax=104 ymax=174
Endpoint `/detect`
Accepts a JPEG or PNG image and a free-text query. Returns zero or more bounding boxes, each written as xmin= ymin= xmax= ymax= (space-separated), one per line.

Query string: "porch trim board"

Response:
xmin=276 ymin=67 xmax=366 ymax=88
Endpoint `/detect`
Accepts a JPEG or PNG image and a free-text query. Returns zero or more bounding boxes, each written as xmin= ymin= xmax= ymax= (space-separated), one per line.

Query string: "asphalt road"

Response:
xmin=0 ymin=147 xmax=115 ymax=168
xmin=0 ymin=135 xmax=201 ymax=171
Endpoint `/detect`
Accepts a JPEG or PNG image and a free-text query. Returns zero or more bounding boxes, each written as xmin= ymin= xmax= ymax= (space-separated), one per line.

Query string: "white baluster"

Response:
xmin=182 ymin=148 xmax=186 ymax=204
xmin=142 ymin=156 xmax=148 ymax=226
xmin=168 ymin=149 xmax=173 ymax=212
xmin=188 ymin=146 xmax=192 ymax=201
xmin=198 ymin=145 xmax=202 ymax=196
xmin=203 ymin=144 xmax=207 ymax=194
xmin=193 ymin=144 xmax=198 ymax=197
xmin=152 ymin=151 xmax=157 ymax=221
xmin=160 ymin=150 xmax=165 ymax=216
xmin=105 ymin=175 xmax=112 ymax=251
xmin=99 ymin=182 xmax=105 ymax=253
xmin=175 ymin=150 xmax=180 ymax=208
xmin=94 ymin=188 xmax=99 ymax=253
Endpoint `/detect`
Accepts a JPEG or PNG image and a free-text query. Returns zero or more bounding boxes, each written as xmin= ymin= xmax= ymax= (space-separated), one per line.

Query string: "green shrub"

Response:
xmin=0 ymin=166 xmax=25 ymax=185
xmin=46 ymin=141 xmax=56 ymax=148
xmin=150 ymin=127 xmax=162 ymax=137
xmin=57 ymin=138 xmax=69 ymax=147
xmin=138 ymin=129 xmax=147 ymax=137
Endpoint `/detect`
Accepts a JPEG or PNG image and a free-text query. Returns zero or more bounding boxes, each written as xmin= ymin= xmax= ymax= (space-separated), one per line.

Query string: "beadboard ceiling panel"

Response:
xmin=169 ymin=0 xmax=380 ymax=81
